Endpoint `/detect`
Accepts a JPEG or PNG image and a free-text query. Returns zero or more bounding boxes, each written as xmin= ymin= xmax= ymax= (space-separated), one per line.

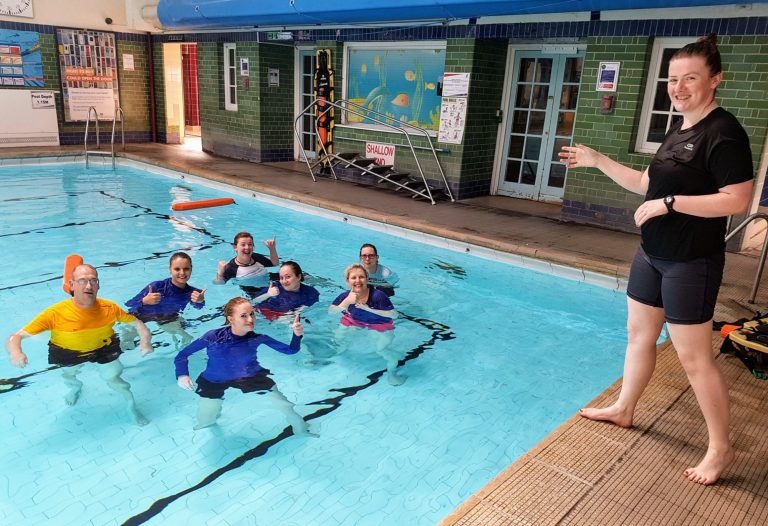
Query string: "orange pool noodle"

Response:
xmin=62 ymin=253 xmax=84 ymax=295
xmin=171 ymin=198 xmax=235 ymax=211
xmin=720 ymin=324 xmax=740 ymax=338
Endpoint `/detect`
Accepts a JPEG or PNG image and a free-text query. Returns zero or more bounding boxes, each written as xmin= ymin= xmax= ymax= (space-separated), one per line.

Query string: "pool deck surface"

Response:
xmin=3 ymin=143 xmax=768 ymax=525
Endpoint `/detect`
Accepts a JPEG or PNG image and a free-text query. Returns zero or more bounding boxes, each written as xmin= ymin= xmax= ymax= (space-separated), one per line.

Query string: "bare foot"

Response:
xmin=293 ymin=426 xmax=319 ymax=438
xmin=579 ymin=405 xmax=633 ymax=428
xmin=683 ymin=448 xmax=735 ymax=485
xmin=388 ymin=372 xmax=406 ymax=386
xmin=132 ymin=409 xmax=150 ymax=427
xmin=64 ymin=387 xmax=81 ymax=406
xmin=193 ymin=421 xmax=217 ymax=431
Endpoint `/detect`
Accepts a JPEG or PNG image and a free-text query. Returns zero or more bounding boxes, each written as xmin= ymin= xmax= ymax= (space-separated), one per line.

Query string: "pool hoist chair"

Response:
xmin=720 ymin=319 xmax=768 ymax=380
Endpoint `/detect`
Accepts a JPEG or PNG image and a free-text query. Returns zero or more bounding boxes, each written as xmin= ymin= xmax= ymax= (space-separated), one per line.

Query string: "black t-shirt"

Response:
xmin=642 ymin=107 xmax=753 ymax=261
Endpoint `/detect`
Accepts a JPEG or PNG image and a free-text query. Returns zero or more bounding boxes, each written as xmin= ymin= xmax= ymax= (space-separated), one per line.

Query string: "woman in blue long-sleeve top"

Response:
xmin=124 ymin=252 xmax=206 ymax=350
xmin=175 ymin=297 xmax=315 ymax=435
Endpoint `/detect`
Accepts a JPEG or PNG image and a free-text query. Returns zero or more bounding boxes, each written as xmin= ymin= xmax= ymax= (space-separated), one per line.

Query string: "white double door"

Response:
xmin=497 ymin=50 xmax=584 ymax=201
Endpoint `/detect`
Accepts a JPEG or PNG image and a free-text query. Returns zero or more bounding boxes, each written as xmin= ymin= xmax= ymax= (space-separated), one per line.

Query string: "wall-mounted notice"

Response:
xmin=441 ymin=72 xmax=470 ymax=97
xmin=596 ymin=61 xmax=620 ymax=92
xmin=0 ymin=29 xmax=44 ymax=87
xmin=268 ymin=68 xmax=279 ymax=87
xmin=122 ymin=54 xmax=134 ymax=71
xmin=438 ymin=96 xmax=467 ymax=145
xmin=30 ymin=90 xmax=56 ymax=108
xmin=56 ymin=28 xmax=120 ymax=121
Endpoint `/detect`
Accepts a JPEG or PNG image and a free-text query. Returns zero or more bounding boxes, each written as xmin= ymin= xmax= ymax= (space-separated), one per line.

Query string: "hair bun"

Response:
xmin=698 ymin=33 xmax=718 ymax=46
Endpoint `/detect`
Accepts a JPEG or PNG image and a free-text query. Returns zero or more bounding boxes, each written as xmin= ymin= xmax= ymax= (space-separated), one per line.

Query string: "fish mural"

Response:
xmin=391 ymin=93 xmax=409 ymax=107
xmin=349 ymin=48 xmax=444 ymax=129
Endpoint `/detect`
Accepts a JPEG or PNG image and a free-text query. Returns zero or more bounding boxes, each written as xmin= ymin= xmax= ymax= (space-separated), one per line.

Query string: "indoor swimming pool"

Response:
xmin=0 ymin=159 xmax=628 ymax=525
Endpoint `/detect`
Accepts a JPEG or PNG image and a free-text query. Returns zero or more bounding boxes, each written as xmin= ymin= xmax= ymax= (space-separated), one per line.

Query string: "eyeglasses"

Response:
xmin=360 ymin=254 xmax=378 ymax=259
xmin=74 ymin=278 xmax=99 ymax=286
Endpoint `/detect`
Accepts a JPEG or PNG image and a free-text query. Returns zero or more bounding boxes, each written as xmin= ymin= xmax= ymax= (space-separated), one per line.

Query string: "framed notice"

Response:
xmin=0 ymin=29 xmax=44 ymax=87
xmin=56 ymin=28 xmax=120 ymax=121
xmin=441 ymin=72 xmax=470 ymax=97
xmin=438 ymin=96 xmax=467 ymax=145
xmin=596 ymin=61 xmax=620 ymax=92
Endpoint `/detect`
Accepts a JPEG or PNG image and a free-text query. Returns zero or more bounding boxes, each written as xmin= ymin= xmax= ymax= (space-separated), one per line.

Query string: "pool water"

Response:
xmin=0 ymin=161 xmax=628 ymax=525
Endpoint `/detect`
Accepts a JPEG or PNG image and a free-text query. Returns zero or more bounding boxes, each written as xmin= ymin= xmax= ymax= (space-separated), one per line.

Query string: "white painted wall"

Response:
xmin=163 ymin=43 xmax=184 ymax=142
xmin=0 ymin=0 xmax=159 ymax=33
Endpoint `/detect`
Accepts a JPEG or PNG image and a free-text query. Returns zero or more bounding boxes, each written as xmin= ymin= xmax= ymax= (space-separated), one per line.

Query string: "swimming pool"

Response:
xmin=0 ymin=159 xmax=628 ymax=525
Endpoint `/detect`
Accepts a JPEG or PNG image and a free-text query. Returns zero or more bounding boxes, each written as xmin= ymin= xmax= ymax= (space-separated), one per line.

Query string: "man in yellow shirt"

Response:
xmin=6 ymin=264 xmax=153 ymax=426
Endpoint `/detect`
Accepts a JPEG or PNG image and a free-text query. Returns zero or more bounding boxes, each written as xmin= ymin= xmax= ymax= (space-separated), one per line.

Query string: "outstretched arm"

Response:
xmin=6 ymin=329 xmax=31 ymax=368
xmin=131 ymin=319 xmax=153 ymax=356
xmin=560 ymin=144 xmax=648 ymax=195
xmin=264 ymin=237 xmax=279 ymax=266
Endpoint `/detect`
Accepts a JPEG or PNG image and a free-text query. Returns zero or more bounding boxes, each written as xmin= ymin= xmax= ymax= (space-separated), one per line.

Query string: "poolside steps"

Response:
xmin=308 ymin=144 xmax=453 ymax=204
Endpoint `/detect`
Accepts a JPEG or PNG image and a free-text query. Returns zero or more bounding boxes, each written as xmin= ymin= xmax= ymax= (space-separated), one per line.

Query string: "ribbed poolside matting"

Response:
xmin=441 ymin=336 xmax=768 ymax=526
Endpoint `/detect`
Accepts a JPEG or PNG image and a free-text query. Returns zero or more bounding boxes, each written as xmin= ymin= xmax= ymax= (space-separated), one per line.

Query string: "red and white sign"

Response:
xmin=365 ymin=142 xmax=396 ymax=166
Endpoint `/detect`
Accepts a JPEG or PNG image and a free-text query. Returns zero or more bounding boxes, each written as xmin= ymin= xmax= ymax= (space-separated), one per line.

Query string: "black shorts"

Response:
xmin=195 ymin=369 xmax=275 ymax=399
xmin=48 ymin=338 xmax=122 ymax=366
xmin=137 ymin=313 xmax=179 ymax=325
xmin=626 ymin=246 xmax=724 ymax=325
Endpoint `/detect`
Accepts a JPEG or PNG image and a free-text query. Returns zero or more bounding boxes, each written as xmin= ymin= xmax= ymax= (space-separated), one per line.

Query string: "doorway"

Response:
xmin=295 ymin=48 xmax=317 ymax=160
xmin=161 ymin=42 xmax=201 ymax=150
xmin=496 ymin=50 xmax=583 ymax=201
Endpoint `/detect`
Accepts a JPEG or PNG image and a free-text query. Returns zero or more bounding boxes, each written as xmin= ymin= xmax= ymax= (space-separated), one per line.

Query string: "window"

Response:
xmin=635 ymin=37 xmax=690 ymax=154
xmin=344 ymin=42 xmax=445 ymax=131
xmin=223 ymin=43 xmax=237 ymax=111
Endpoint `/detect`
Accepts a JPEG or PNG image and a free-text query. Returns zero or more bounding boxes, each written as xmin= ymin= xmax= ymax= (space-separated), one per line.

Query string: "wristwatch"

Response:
xmin=664 ymin=195 xmax=675 ymax=213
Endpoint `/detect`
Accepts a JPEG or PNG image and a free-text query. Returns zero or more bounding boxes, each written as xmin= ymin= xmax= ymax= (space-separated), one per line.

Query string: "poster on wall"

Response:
xmin=438 ymin=96 xmax=467 ymax=145
xmin=346 ymin=46 xmax=445 ymax=130
xmin=0 ymin=29 xmax=44 ymax=87
xmin=56 ymin=28 xmax=120 ymax=121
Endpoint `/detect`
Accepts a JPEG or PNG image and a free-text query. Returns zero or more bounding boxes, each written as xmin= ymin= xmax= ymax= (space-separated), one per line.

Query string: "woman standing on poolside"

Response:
xmin=560 ymin=34 xmax=753 ymax=485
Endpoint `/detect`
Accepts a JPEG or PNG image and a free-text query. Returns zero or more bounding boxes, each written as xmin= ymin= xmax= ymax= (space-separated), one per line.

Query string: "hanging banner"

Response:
xmin=56 ymin=28 xmax=120 ymax=121
xmin=0 ymin=29 xmax=44 ymax=87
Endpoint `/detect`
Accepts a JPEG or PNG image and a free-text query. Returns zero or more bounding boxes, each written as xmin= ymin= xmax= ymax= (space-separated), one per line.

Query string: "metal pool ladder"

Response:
xmin=84 ymin=106 xmax=125 ymax=168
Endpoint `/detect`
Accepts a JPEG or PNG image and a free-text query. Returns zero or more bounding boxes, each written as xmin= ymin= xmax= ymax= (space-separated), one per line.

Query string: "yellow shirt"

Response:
xmin=23 ymin=298 xmax=136 ymax=352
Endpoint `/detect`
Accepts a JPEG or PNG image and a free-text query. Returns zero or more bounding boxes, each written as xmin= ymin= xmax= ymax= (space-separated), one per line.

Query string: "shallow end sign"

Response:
xmin=365 ymin=142 xmax=395 ymax=166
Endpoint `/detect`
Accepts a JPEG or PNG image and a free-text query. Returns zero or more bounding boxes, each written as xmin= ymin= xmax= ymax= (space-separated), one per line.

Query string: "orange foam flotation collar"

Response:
xmin=62 ymin=254 xmax=84 ymax=295
xmin=720 ymin=324 xmax=741 ymax=338
xmin=171 ymin=198 xmax=235 ymax=211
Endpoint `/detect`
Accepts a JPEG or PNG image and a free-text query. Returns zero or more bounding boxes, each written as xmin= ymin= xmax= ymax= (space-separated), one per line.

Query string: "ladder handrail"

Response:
xmin=725 ymin=212 xmax=768 ymax=303
xmin=336 ymin=98 xmax=454 ymax=202
xmin=84 ymin=106 xmax=100 ymax=168
xmin=110 ymin=107 xmax=125 ymax=168
xmin=317 ymin=101 xmax=435 ymax=202
xmin=293 ymin=97 xmax=453 ymax=203
xmin=85 ymin=106 xmax=124 ymax=169
xmin=293 ymin=99 xmax=322 ymax=182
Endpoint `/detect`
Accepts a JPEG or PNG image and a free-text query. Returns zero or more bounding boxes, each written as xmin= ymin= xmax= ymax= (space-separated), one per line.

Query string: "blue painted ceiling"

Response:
xmin=157 ymin=0 xmax=761 ymax=30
